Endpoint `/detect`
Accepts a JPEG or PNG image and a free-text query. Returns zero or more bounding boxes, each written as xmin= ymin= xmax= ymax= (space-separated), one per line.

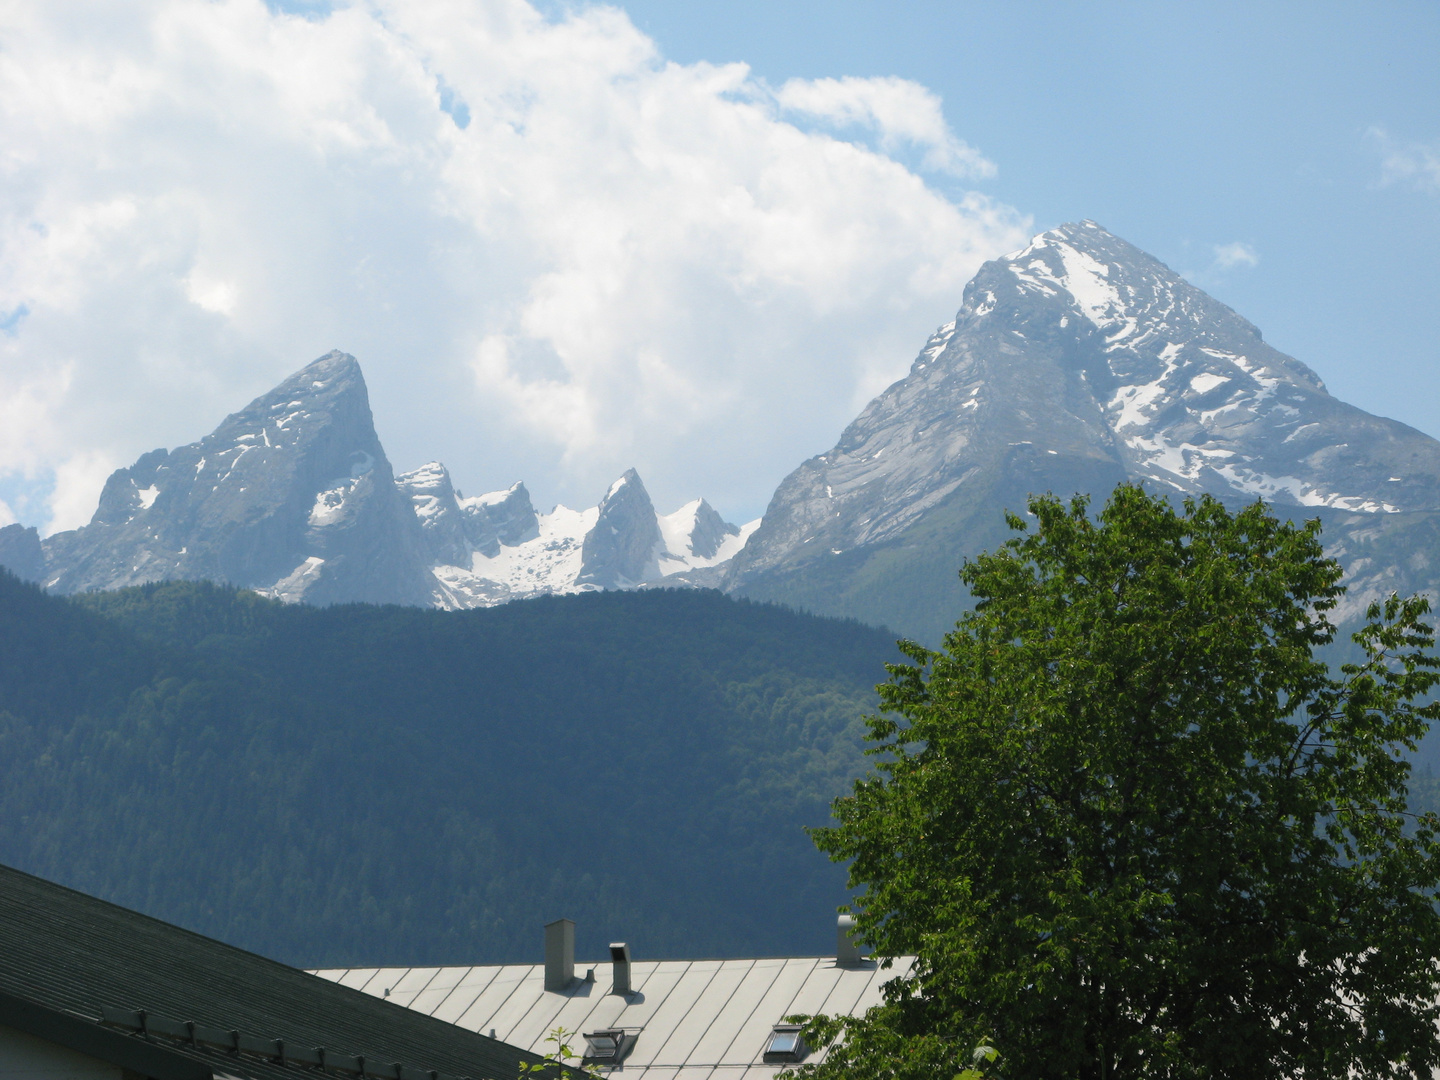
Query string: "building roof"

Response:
xmin=314 ymin=952 xmax=916 ymax=1080
xmin=0 ymin=863 xmax=538 ymax=1080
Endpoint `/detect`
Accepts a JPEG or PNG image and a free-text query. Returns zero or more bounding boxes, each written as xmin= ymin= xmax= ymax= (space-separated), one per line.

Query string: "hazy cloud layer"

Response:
xmin=0 ymin=0 xmax=1029 ymax=532
xmin=1211 ymin=242 xmax=1259 ymax=270
xmin=1369 ymin=127 xmax=1440 ymax=195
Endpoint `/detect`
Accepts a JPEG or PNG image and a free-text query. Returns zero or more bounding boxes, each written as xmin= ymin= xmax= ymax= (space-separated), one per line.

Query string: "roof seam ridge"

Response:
xmin=679 ymin=957 xmax=760 ymax=1067
xmin=706 ymin=958 xmax=789 ymax=1066
xmin=642 ymin=960 xmax=721 ymax=1066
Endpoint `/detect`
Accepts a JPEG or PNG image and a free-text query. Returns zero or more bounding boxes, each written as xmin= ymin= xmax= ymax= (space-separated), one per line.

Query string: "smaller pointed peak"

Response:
xmin=580 ymin=469 xmax=661 ymax=588
xmin=400 ymin=459 xmax=447 ymax=473
xmin=604 ymin=468 xmax=646 ymax=503
xmin=466 ymin=481 xmax=531 ymax=509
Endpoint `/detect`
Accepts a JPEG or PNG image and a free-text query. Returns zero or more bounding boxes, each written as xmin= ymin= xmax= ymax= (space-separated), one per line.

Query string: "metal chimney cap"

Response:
xmin=609 ymin=942 xmax=632 ymax=995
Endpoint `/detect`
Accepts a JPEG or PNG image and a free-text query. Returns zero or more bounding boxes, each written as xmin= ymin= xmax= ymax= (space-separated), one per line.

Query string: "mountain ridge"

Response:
xmin=9 ymin=221 xmax=1438 ymax=643
xmin=724 ymin=221 xmax=1440 ymax=641
xmin=27 ymin=353 xmax=754 ymax=607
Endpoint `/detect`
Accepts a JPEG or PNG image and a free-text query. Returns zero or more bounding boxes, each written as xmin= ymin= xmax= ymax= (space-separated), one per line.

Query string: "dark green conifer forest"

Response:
xmin=0 ymin=570 xmax=897 ymax=967
xmin=2 ymin=559 xmax=1436 ymax=981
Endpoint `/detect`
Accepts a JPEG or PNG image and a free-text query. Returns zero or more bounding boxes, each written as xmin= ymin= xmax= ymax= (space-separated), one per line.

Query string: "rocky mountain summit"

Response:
xmin=29 ymin=352 xmax=753 ymax=607
xmin=725 ymin=221 xmax=1440 ymax=641
xmin=12 ymin=221 xmax=1437 ymax=638
xmin=39 ymin=352 xmax=434 ymax=606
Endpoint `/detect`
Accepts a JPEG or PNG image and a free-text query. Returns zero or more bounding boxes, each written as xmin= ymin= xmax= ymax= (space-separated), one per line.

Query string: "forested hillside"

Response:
xmin=0 ymin=572 xmax=898 ymax=968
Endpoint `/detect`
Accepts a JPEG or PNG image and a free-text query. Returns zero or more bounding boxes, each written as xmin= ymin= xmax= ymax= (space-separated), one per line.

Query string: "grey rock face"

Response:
xmin=727 ymin=221 xmax=1440 ymax=642
xmin=0 ymin=524 xmax=44 ymax=583
xmin=577 ymin=469 xmax=663 ymax=589
xmin=687 ymin=500 xmax=741 ymax=560
xmin=24 ymin=352 xmax=742 ymax=609
xmin=42 ymin=351 xmax=434 ymax=606
xmin=397 ymin=461 xmax=471 ymax=569
xmin=459 ymin=482 xmax=539 ymax=557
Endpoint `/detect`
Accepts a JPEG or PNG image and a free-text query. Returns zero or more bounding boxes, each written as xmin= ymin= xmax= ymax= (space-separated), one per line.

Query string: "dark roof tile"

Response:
xmin=0 ymin=863 xmax=537 ymax=1080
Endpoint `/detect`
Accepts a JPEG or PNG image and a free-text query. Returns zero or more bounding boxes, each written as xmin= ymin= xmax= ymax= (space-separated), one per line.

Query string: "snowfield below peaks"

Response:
xmin=431 ymin=503 xmax=598 ymax=609
xmin=413 ymin=468 xmax=757 ymax=609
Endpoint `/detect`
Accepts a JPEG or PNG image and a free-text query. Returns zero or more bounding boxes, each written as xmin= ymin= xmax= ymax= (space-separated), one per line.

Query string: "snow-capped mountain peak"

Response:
xmin=726 ymin=222 xmax=1440 ymax=640
xmin=960 ymin=221 xmax=1435 ymax=512
xmin=577 ymin=468 xmax=663 ymax=589
xmin=397 ymin=461 xmax=470 ymax=568
xmin=656 ymin=499 xmax=759 ymax=576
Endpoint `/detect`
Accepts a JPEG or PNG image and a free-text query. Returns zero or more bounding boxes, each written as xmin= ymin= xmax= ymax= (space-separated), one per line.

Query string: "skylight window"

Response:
xmin=762 ymin=1024 xmax=807 ymax=1064
xmin=583 ymin=1030 xmax=632 ymax=1062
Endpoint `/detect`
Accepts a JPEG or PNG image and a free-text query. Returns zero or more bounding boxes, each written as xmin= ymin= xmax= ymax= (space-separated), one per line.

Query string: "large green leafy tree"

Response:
xmin=798 ymin=486 xmax=1440 ymax=1080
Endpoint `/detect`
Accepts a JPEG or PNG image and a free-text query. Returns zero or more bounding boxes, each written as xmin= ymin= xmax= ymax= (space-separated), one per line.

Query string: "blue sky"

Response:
xmin=611 ymin=0 xmax=1440 ymax=433
xmin=1 ymin=0 xmax=1436 ymax=530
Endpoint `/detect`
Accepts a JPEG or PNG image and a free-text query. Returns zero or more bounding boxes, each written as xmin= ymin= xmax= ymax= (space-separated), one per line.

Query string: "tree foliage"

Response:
xmin=800 ymin=486 xmax=1440 ymax=1080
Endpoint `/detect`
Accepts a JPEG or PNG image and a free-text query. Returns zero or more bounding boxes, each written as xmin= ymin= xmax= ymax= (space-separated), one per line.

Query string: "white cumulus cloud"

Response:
xmin=0 ymin=0 xmax=1029 ymax=533
xmin=773 ymin=75 xmax=995 ymax=179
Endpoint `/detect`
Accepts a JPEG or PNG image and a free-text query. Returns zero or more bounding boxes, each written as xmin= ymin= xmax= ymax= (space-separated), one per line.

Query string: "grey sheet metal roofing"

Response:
xmin=313 ymin=953 xmax=916 ymax=1080
xmin=0 ymin=863 xmax=538 ymax=1080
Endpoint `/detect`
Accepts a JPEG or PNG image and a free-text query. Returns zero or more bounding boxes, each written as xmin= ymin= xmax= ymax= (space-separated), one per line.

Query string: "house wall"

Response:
xmin=0 ymin=1025 xmax=122 ymax=1080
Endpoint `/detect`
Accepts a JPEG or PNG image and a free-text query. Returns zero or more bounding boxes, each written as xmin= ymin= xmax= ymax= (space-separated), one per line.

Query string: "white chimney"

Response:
xmin=837 ymin=914 xmax=862 ymax=965
xmin=545 ymin=918 xmax=575 ymax=990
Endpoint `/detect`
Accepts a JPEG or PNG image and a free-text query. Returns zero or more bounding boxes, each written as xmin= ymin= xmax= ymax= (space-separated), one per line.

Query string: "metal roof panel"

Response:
xmin=708 ymin=958 xmax=819 ymax=1066
xmin=479 ymin=966 xmax=551 ymax=1043
xmin=379 ymin=967 xmax=439 ymax=1009
xmin=429 ymin=966 xmax=502 ymax=1026
xmin=410 ymin=966 xmax=478 ymax=1017
xmin=620 ymin=961 xmax=720 ymax=1068
xmin=814 ymin=962 xmax=879 ymax=1018
xmin=501 ymin=980 xmax=590 ymax=1050
xmin=766 ymin=961 xmax=844 ymax=1020
xmin=317 ymin=967 xmax=380 ymax=991
xmin=453 ymin=964 xmax=539 ymax=1035
xmin=847 ymin=958 xmax=912 ymax=1016
xmin=594 ymin=961 xmax=693 ymax=1032
xmin=647 ymin=959 xmax=756 ymax=1068
xmin=685 ymin=959 xmax=787 ymax=1067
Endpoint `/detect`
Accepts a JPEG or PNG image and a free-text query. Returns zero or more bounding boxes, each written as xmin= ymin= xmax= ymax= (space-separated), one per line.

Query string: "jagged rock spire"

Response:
xmin=42 ymin=351 xmax=433 ymax=606
xmin=577 ymin=469 xmax=663 ymax=589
